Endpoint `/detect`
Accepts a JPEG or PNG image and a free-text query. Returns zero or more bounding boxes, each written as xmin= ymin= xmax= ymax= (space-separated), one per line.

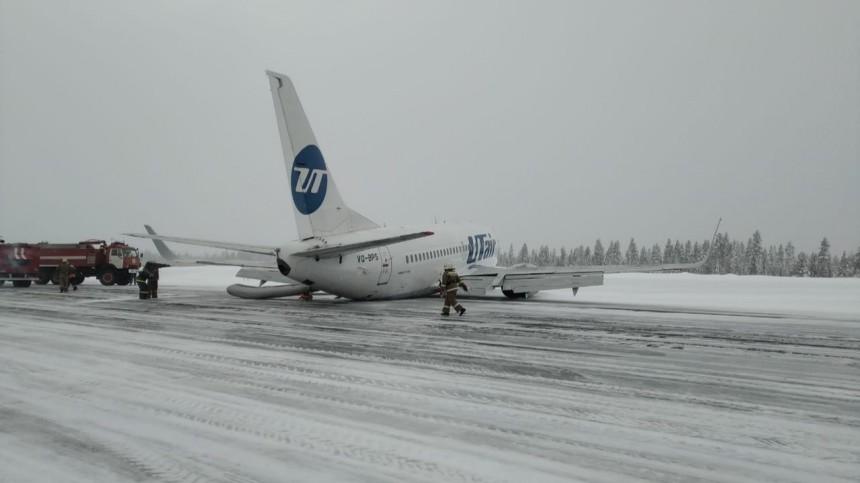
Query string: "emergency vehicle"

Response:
xmin=0 ymin=241 xmax=41 ymax=287
xmin=33 ymin=240 xmax=141 ymax=286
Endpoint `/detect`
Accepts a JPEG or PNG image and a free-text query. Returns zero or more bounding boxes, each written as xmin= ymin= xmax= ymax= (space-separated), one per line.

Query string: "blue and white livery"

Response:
xmin=126 ymin=71 xmax=715 ymax=300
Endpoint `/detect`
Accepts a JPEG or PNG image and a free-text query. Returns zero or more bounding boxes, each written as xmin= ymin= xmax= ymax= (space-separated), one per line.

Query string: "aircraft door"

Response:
xmin=377 ymin=247 xmax=392 ymax=285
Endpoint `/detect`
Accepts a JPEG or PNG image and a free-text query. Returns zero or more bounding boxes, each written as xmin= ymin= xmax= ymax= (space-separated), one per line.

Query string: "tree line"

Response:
xmin=151 ymin=232 xmax=860 ymax=278
xmin=497 ymin=232 xmax=860 ymax=278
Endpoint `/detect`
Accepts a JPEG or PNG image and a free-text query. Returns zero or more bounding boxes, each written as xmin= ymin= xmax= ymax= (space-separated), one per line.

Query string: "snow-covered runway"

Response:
xmin=1 ymin=273 xmax=858 ymax=482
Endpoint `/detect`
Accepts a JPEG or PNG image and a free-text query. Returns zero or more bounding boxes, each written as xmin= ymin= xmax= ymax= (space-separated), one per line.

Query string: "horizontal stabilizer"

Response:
xmin=124 ymin=233 xmax=277 ymax=256
xmin=293 ymin=231 xmax=434 ymax=258
xmin=144 ymin=224 xmax=179 ymax=261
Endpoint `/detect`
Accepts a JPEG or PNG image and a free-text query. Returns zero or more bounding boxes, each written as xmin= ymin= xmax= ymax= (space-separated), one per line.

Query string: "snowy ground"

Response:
xmin=1 ymin=270 xmax=858 ymax=482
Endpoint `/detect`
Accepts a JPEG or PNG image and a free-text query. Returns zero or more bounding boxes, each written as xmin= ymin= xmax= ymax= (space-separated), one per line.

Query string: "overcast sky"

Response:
xmin=1 ymin=0 xmax=858 ymax=255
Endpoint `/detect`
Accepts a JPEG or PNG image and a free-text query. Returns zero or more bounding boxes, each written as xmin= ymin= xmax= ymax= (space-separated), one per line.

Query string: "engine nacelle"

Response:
xmin=277 ymin=258 xmax=291 ymax=276
xmin=227 ymin=284 xmax=309 ymax=299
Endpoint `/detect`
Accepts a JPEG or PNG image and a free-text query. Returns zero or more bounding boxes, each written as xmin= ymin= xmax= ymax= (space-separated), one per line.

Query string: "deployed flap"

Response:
xmin=293 ymin=231 xmax=434 ymax=259
xmin=266 ymin=71 xmax=378 ymax=239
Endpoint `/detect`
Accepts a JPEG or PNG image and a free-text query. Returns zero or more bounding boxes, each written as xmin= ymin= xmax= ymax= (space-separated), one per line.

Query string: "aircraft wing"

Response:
xmin=292 ymin=231 xmax=434 ymax=258
xmin=460 ymin=265 xmax=605 ymax=296
xmin=124 ymin=232 xmax=277 ymax=256
xmin=463 ymin=220 xmax=721 ymax=297
xmin=461 ymin=259 xmax=707 ymax=297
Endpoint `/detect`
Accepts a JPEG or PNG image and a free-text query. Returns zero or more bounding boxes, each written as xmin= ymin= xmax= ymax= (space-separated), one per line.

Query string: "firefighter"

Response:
xmin=144 ymin=262 xmax=170 ymax=299
xmin=57 ymin=259 xmax=74 ymax=293
xmin=135 ymin=267 xmax=150 ymax=299
xmin=440 ymin=264 xmax=467 ymax=316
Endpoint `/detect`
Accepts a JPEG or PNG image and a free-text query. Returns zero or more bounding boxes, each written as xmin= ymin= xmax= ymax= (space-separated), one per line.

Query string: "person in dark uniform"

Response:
xmin=135 ymin=266 xmax=150 ymax=299
xmin=144 ymin=262 xmax=170 ymax=299
xmin=440 ymin=264 xmax=467 ymax=316
xmin=57 ymin=259 xmax=74 ymax=293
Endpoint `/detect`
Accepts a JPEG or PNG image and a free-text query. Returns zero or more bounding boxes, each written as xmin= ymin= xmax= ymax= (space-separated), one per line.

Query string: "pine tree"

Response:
xmin=572 ymin=246 xmax=583 ymax=266
xmin=794 ymin=252 xmax=809 ymax=277
xmin=625 ymin=238 xmax=639 ymax=265
xmin=816 ymin=238 xmax=832 ymax=277
xmin=776 ymin=244 xmax=786 ymax=276
xmin=784 ymin=242 xmax=796 ymax=276
xmin=639 ymin=246 xmax=649 ymax=265
xmin=664 ymin=239 xmax=674 ymax=264
xmin=852 ymin=246 xmax=860 ymax=276
xmin=732 ymin=240 xmax=746 ymax=274
xmin=593 ymin=240 xmax=605 ymax=265
xmin=748 ymin=230 xmax=763 ymax=275
xmin=673 ymin=240 xmax=683 ymax=264
xmin=518 ymin=243 xmax=529 ymax=264
xmin=538 ymin=245 xmax=550 ymax=267
xmin=583 ymin=246 xmax=592 ymax=265
xmin=606 ymin=241 xmax=622 ymax=265
xmin=559 ymin=247 xmax=567 ymax=267
xmin=651 ymin=243 xmax=662 ymax=265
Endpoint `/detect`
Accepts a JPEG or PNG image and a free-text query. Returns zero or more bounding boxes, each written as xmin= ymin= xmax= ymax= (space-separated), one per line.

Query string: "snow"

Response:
xmin=542 ymin=272 xmax=860 ymax=319
xmin=1 ymin=270 xmax=858 ymax=482
xmin=151 ymin=265 xmax=860 ymax=319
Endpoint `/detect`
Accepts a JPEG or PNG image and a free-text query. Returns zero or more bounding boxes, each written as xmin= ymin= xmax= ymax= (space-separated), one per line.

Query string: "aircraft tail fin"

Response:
xmin=266 ymin=71 xmax=378 ymax=240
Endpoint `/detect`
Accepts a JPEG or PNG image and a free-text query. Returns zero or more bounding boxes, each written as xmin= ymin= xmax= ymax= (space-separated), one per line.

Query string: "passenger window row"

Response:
xmin=405 ymin=245 xmax=465 ymax=264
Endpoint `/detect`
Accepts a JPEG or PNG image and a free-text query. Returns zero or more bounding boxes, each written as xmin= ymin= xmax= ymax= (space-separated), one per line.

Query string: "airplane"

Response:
xmin=126 ymin=71 xmax=717 ymax=301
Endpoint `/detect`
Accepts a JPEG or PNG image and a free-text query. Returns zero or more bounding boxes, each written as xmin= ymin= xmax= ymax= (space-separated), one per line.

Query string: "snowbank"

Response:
xmin=105 ymin=266 xmax=859 ymax=319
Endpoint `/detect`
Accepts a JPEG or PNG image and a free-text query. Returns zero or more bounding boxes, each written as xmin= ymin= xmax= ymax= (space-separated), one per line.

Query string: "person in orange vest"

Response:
xmin=440 ymin=264 xmax=467 ymax=316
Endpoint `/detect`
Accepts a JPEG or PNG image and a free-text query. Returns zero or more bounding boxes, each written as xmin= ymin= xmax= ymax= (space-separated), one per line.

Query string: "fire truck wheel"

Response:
xmin=13 ymin=280 xmax=32 ymax=288
xmin=0 ymin=280 xmax=5 ymax=287
xmin=100 ymin=268 xmax=117 ymax=286
xmin=116 ymin=274 xmax=131 ymax=286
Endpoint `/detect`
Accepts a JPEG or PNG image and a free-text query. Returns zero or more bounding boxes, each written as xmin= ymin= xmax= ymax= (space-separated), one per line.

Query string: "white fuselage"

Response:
xmin=279 ymin=222 xmax=497 ymax=300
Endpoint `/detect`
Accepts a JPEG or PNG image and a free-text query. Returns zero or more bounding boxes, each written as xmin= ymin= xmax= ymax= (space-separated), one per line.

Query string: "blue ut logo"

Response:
xmin=467 ymin=234 xmax=496 ymax=264
xmin=291 ymin=145 xmax=328 ymax=214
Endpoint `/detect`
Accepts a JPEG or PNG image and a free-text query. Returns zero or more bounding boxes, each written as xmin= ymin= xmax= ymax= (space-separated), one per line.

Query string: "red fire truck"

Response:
xmin=0 ymin=242 xmax=41 ymax=287
xmin=33 ymin=240 xmax=142 ymax=286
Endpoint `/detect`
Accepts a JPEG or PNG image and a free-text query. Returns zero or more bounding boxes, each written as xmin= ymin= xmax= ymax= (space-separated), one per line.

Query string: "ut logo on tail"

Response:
xmin=291 ymin=145 xmax=329 ymax=214
xmin=293 ymin=167 xmax=327 ymax=194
